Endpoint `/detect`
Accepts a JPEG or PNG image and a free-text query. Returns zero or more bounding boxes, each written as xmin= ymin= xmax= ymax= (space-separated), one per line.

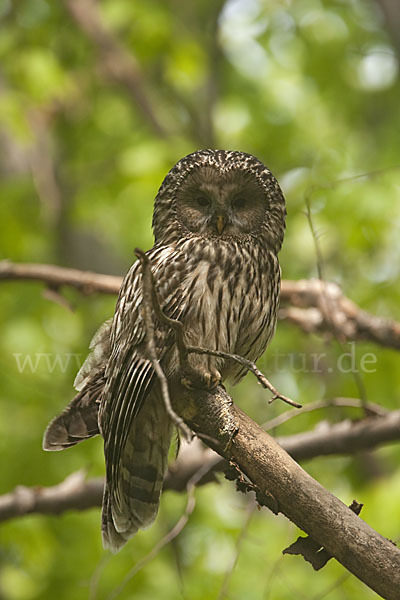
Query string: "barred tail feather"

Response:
xmin=102 ymin=394 xmax=172 ymax=553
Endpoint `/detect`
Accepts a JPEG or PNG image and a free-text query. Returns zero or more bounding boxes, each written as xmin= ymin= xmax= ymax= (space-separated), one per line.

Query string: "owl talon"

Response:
xmin=181 ymin=368 xmax=222 ymax=391
xmin=203 ymin=369 xmax=222 ymax=389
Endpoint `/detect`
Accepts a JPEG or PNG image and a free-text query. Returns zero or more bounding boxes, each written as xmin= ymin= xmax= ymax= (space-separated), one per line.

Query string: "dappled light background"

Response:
xmin=1 ymin=0 xmax=400 ymax=598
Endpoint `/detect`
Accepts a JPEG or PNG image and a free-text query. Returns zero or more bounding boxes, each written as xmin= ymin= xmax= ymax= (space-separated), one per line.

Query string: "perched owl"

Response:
xmin=43 ymin=150 xmax=286 ymax=552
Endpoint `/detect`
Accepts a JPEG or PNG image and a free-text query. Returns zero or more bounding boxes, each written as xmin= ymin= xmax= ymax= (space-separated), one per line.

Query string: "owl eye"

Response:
xmin=196 ymin=196 xmax=211 ymax=207
xmin=232 ymin=197 xmax=246 ymax=209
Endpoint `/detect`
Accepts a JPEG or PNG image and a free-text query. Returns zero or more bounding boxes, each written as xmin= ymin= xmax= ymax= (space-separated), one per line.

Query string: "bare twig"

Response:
xmin=27 ymin=109 xmax=64 ymax=227
xmin=263 ymin=397 xmax=388 ymax=431
xmin=135 ymin=249 xmax=191 ymax=440
xmin=303 ymin=195 xmax=368 ymax=407
xmin=304 ymin=196 xmax=325 ymax=282
xmin=133 ymin=249 xmax=190 ymax=372
xmin=310 ymin=572 xmax=351 ymax=600
xmin=89 ymin=554 xmax=111 ymax=600
xmin=217 ymin=503 xmax=256 ymax=600
xmin=2 ymin=261 xmax=400 ymax=350
xmin=134 ymin=248 xmax=299 ymax=409
xmin=188 ymin=347 xmax=301 ymax=408
xmin=42 ymin=287 xmax=74 ymax=311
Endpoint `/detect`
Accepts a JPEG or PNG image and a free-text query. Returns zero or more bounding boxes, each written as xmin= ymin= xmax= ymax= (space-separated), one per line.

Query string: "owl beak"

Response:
xmin=216 ymin=214 xmax=226 ymax=235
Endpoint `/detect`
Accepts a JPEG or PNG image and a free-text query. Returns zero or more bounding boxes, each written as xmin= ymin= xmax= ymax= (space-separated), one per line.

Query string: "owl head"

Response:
xmin=152 ymin=150 xmax=286 ymax=253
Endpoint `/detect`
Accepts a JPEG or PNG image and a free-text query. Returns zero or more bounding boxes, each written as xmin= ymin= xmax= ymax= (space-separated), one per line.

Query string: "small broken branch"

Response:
xmin=283 ymin=500 xmax=364 ymax=571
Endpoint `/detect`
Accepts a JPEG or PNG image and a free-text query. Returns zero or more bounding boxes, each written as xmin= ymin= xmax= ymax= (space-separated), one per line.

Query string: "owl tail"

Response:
xmin=102 ymin=394 xmax=173 ymax=553
xmin=43 ymin=320 xmax=111 ymax=451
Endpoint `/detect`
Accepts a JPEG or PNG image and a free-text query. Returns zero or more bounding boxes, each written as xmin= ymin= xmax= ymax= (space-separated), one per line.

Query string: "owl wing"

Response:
xmin=99 ymin=245 xmax=188 ymax=525
xmin=43 ymin=244 xmax=186 ymax=455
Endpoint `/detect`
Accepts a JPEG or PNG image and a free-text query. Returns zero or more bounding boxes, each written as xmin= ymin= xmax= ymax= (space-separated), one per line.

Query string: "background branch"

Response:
xmin=2 ymin=261 xmax=400 ymax=350
xmin=279 ymin=278 xmax=400 ymax=350
xmin=374 ymin=0 xmax=400 ymax=55
xmin=0 ymin=261 xmax=122 ymax=295
xmin=2 ymin=408 xmax=399 ymax=520
xmin=0 ymin=471 xmax=104 ymax=522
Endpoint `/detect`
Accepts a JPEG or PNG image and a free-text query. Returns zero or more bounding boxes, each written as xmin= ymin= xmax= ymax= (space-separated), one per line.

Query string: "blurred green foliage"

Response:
xmin=1 ymin=0 xmax=400 ymax=598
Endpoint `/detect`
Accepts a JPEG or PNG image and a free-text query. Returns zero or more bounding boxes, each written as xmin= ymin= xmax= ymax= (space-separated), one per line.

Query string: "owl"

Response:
xmin=43 ymin=150 xmax=286 ymax=552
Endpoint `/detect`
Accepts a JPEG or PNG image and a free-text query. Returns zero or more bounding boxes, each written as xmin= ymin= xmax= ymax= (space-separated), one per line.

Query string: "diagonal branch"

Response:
xmin=170 ymin=385 xmax=400 ymax=600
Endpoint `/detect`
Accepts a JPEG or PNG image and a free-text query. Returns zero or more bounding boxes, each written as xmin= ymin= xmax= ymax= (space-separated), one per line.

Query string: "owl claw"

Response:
xmin=181 ymin=368 xmax=222 ymax=391
xmin=204 ymin=369 xmax=222 ymax=389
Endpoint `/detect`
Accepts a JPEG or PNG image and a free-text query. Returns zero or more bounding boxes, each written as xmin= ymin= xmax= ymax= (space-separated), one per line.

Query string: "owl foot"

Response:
xmin=181 ymin=367 xmax=222 ymax=391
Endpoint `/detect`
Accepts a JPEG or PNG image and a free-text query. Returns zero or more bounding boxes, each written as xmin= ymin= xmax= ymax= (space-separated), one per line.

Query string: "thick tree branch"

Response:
xmin=2 ymin=261 xmax=400 ymax=350
xmin=4 ymin=253 xmax=400 ymax=599
xmin=169 ymin=407 xmax=400 ymax=484
xmin=63 ymin=0 xmax=167 ymax=137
